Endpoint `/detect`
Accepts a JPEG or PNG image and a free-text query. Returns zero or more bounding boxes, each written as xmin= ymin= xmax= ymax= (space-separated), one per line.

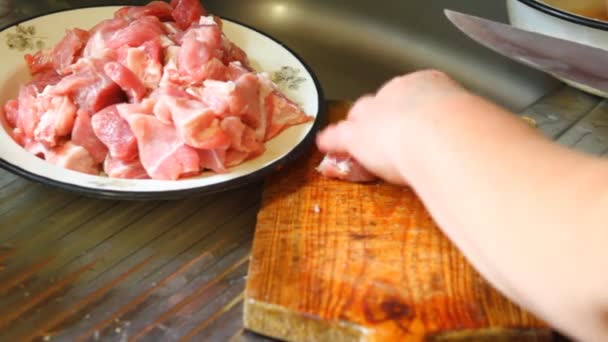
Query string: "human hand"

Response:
xmin=316 ymin=70 xmax=467 ymax=185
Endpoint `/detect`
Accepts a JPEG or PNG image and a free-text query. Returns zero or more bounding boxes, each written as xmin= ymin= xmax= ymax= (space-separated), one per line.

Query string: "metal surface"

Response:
xmin=201 ymin=0 xmax=561 ymax=111
xmin=0 ymin=0 xmax=604 ymax=341
xmin=446 ymin=9 xmax=608 ymax=96
xmin=0 ymin=0 xmax=561 ymax=111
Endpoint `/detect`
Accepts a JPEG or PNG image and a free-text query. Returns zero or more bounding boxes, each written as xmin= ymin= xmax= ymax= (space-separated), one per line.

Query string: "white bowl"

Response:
xmin=507 ymin=0 xmax=608 ymax=97
xmin=0 ymin=6 xmax=325 ymax=200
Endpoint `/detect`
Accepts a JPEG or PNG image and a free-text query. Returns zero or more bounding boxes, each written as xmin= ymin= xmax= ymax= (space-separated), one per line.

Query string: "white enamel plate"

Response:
xmin=0 ymin=6 xmax=325 ymax=199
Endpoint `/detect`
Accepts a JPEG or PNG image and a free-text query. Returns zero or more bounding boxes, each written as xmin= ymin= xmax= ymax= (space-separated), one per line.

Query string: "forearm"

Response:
xmin=403 ymin=92 xmax=608 ymax=341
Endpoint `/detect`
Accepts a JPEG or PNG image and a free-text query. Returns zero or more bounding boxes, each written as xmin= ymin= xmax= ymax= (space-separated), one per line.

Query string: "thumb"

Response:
xmin=316 ymin=120 xmax=358 ymax=154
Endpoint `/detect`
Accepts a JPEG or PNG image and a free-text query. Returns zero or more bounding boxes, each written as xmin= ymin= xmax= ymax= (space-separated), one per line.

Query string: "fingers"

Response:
xmin=376 ymin=70 xmax=461 ymax=101
xmin=347 ymin=95 xmax=374 ymax=121
xmin=317 ymin=94 xmax=374 ymax=153
xmin=317 ymin=69 xmax=462 ymax=154
xmin=316 ymin=120 xmax=357 ymax=154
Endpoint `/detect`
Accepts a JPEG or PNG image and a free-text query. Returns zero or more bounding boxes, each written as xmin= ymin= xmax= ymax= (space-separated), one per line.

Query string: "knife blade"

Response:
xmin=444 ymin=9 xmax=608 ymax=95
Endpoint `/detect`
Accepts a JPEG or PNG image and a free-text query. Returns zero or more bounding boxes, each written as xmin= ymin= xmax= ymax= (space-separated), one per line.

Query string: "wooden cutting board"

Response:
xmin=244 ymin=101 xmax=552 ymax=342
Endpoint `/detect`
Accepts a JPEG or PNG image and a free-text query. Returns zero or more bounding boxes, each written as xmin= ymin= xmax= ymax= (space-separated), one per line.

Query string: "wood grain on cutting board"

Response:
xmin=244 ymin=101 xmax=551 ymax=342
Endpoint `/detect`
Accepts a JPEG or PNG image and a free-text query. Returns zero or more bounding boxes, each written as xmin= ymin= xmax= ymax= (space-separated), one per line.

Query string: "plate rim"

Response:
xmin=0 ymin=5 xmax=327 ymax=200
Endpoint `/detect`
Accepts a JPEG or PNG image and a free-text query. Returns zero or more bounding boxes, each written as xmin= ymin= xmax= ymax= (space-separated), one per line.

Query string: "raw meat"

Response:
xmin=31 ymin=70 xmax=62 ymax=91
xmin=83 ymin=18 xmax=129 ymax=60
xmin=171 ymin=0 xmax=207 ymax=30
xmin=198 ymin=148 xmax=227 ymax=173
xmin=46 ymin=141 xmax=99 ymax=175
xmin=2 ymin=0 xmax=313 ymax=180
xmin=124 ymin=113 xmax=200 ymax=180
xmin=118 ymin=40 xmax=163 ymax=89
xmin=34 ymin=95 xmax=77 ymax=147
xmin=106 ymin=16 xmax=166 ymax=50
xmin=199 ymin=73 xmax=261 ymax=120
xmin=72 ymin=110 xmax=108 ymax=164
xmin=104 ymin=61 xmax=148 ymax=102
xmin=264 ymin=91 xmax=313 ymax=141
xmin=317 ymin=153 xmax=377 ymax=183
xmin=3 ymin=100 xmax=19 ymax=128
xmin=114 ymin=1 xmax=174 ymax=22
xmin=220 ymin=116 xmax=264 ymax=155
xmin=177 ymin=22 xmax=225 ymax=83
xmin=166 ymin=97 xmax=231 ymax=150
xmin=104 ymin=155 xmax=149 ymax=179
xmin=15 ymin=84 xmax=41 ymax=139
xmin=51 ymin=58 xmax=125 ymax=113
xmin=91 ymin=105 xmax=139 ymax=162
xmin=25 ymin=28 xmax=90 ymax=75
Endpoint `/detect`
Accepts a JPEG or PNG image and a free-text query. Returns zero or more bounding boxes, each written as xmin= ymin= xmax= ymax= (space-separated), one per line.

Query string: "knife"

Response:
xmin=444 ymin=9 xmax=608 ymax=95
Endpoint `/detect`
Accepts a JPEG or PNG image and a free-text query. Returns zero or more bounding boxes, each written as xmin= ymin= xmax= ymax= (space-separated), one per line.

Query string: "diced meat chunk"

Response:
xmin=219 ymin=117 xmax=265 ymax=168
xmin=158 ymin=59 xmax=181 ymax=87
xmin=52 ymin=59 xmax=125 ymax=113
xmin=164 ymin=97 xmax=230 ymax=149
xmin=49 ymin=71 xmax=96 ymax=95
xmin=72 ymin=110 xmax=108 ymax=164
xmin=163 ymin=44 xmax=180 ymax=66
xmin=200 ymin=73 xmax=260 ymax=121
xmin=34 ymin=95 xmax=77 ymax=147
xmin=151 ymin=85 xmax=197 ymax=124
xmin=220 ymin=117 xmax=264 ymax=154
xmin=118 ymin=40 xmax=163 ymax=89
xmin=124 ymin=113 xmax=200 ymax=180
xmin=183 ymin=19 xmax=222 ymax=47
xmin=222 ymin=37 xmax=250 ymax=67
xmin=177 ymin=49 xmax=226 ymax=84
xmin=163 ymin=22 xmax=182 ymax=38
xmin=246 ymin=75 xmax=313 ymax=142
xmin=177 ymin=22 xmax=225 ymax=83
xmin=46 ymin=141 xmax=99 ymax=175
xmin=252 ymin=75 xmax=274 ymax=141
xmin=15 ymin=84 xmax=41 ymax=139
xmin=152 ymin=95 xmax=175 ymax=124
xmin=264 ymin=91 xmax=313 ymax=141
xmin=198 ymin=148 xmax=227 ymax=173
xmin=24 ymin=51 xmax=52 ymax=75
xmin=116 ymin=100 xmax=155 ymax=116
xmin=225 ymin=62 xmax=251 ymax=81
xmin=52 ymin=28 xmax=90 ymax=72
xmin=171 ymin=0 xmax=207 ymax=30
xmin=23 ymin=136 xmax=48 ymax=158
xmin=106 ymin=16 xmax=166 ymax=49
xmin=114 ymin=1 xmax=174 ymax=21
xmin=197 ymin=80 xmax=233 ymax=114
xmin=25 ymin=28 xmax=90 ymax=75
xmin=31 ymin=70 xmax=62 ymax=92
xmin=225 ymin=149 xmax=252 ymax=167
xmin=104 ymin=61 xmax=147 ymax=102
xmin=91 ymin=105 xmax=139 ymax=162
xmin=11 ymin=128 xmax=26 ymax=147
xmin=84 ymin=18 xmax=129 ymax=59
xmin=104 ymin=155 xmax=149 ymax=179
xmin=3 ymin=100 xmax=19 ymax=128
xmin=74 ymin=78 xmax=124 ymax=114
xmin=317 ymin=153 xmax=377 ymax=183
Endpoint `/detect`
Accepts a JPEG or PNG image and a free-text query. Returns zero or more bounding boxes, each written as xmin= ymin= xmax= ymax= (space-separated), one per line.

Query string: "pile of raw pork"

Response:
xmin=2 ymin=0 xmax=313 ymax=180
